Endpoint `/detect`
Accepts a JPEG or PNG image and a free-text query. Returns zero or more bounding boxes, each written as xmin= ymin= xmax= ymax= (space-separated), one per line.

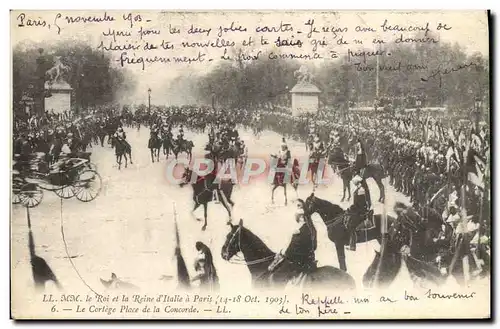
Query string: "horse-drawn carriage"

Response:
xmin=12 ymin=152 xmax=102 ymax=208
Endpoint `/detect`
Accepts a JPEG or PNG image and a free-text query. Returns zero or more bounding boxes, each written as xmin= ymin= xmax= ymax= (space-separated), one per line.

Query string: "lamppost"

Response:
xmin=474 ymin=96 xmax=483 ymax=132
xmin=148 ymin=88 xmax=151 ymax=112
xmin=35 ymin=48 xmax=47 ymax=116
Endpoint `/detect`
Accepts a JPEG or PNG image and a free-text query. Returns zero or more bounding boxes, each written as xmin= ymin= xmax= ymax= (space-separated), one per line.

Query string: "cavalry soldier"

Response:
xmin=114 ymin=127 xmax=131 ymax=151
xmin=228 ymin=123 xmax=239 ymax=141
xmin=269 ymin=201 xmax=318 ymax=283
xmin=345 ymin=175 xmax=372 ymax=251
xmin=353 ymin=138 xmax=367 ymax=177
xmin=178 ymin=124 xmax=185 ymax=138
xmin=278 ymin=139 xmax=291 ymax=166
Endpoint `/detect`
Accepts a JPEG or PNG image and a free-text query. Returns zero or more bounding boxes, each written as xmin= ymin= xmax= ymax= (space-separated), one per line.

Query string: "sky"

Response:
xmin=11 ymin=10 xmax=489 ymax=105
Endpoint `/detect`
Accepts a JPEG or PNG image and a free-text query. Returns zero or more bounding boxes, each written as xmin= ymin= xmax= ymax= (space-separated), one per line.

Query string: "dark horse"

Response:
xmin=304 ymin=193 xmax=395 ymax=272
xmin=180 ymin=167 xmax=235 ymax=231
xmin=111 ymin=136 xmax=133 ymax=170
xmin=363 ymin=203 xmax=448 ymax=289
xmin=221 ymin=219 xmax=356 ymax=291
xmin=173 ymin=139 xmax=194 ymax=160
xmin=328 ymin=148 xmax=386 ymax=203
xmin=148 ymin=131 xmax=162 ymax=163
xmin=161 ymin=132 xmax=174 ymax=159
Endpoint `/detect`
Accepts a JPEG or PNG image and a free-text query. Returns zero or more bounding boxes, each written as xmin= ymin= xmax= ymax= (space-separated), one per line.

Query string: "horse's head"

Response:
xmin=221 ymin=219 xmax=243 ymax=261
xmin=304 ymin=193 xmax=318 ymax=215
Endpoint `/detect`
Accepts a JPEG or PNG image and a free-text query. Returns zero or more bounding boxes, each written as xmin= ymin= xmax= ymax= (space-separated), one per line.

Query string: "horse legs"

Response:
xmin=202 ymin=203 xmax=208 ymax=231
xmin=128 ymin=151 xmax=133 ymax=164
xmin=376 ymin=177 xmax=385 ymax=203
xmin=150 ymin=149 xmax=155 ymax=163
xmin=347 ymin=179 xmax=352 ymax=201
xmin=341 ymin=180 xmax=347 ymax=202
xmin=271 ymin=185 xmax=278 ymax=204
xmin=124 ymin=153 xmax=128 ymax=168
xmin=219 ymin=190 xmax=233 ymax=224
xmin=283 ymin=185 xmax=288 ymax=206
xmin=335 ymin=242 xmax=348 ymax=272
xmin=191 ymin=202 xmax=201 ymax=222
xmin=293 ymin=182 xmax=299 ymax=198
xmin=116 ymin=155 xmax=121 ymax=170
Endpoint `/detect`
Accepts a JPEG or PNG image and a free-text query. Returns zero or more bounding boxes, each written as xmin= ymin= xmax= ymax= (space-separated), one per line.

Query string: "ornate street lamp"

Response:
xmin=148 ymin=88 xmax=152 ymax=112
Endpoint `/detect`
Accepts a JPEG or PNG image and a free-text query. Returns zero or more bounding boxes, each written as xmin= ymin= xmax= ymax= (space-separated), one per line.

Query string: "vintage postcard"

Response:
xmin=10 ymin=10 xmax=490 ymax=319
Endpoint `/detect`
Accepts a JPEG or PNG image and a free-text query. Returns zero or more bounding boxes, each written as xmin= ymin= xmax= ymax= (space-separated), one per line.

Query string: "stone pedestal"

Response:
xmin=44 ymin=81 xmax=72 ymax=114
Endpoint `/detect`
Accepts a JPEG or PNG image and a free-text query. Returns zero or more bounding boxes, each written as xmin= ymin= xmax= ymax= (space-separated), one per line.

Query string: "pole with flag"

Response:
xmin=373 ymin=179 xmax=389 ymax=288
xmin=173 ymin=202 xmax=190 ymax=289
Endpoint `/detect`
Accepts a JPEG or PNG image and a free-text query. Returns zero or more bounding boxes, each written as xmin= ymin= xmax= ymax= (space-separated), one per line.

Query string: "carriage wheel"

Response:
xmin=55 ymin=185 xmax=76 ymax=199
xmin=74 ymin=169 xmax=102 ymax=202
xmin=85 ymin=162 xmax=98 ymax=171
xmin=19 ymin=183 xmax=44 ymax=208
xmin=12 ymin=192 xmax=21 ymax=204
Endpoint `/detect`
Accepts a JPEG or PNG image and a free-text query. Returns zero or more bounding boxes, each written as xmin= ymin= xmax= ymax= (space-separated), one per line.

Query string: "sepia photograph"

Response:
xmin=9 ymin=9 xmax=491 ymax=319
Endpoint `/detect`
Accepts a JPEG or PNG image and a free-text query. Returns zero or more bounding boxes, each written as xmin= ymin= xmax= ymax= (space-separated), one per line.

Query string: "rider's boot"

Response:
xmin=348 ymin=232 xmax=357 ymax=251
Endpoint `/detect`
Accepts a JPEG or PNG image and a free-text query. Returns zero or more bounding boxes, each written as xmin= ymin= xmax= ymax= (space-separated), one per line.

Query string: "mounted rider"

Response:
xmin=114 ymin=126 xmax=131 ymax=151
xmin=345 ymin=175 xmax=372 ymax=251
xmin=269 ymin=201 xmax=318 ymax=282
xmin=278 ymin=138 xmax=291 ymax=166
xmin=271 ymin=139 xmax=291 ymax=187
xmin=354 ymin=138 xmax=367 ymax=177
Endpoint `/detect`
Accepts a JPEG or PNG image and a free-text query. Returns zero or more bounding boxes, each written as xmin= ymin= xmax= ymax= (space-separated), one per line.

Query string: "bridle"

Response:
xmin=307 ymin=198 xmax=344 ymax=228
xmin=224 ymin=226 xmax=274 ymax=266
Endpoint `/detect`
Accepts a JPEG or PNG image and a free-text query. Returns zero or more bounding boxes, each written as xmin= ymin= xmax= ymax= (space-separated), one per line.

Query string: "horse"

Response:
xmin=179 ymin=167 xmax=235 ymax=231
xmin=271 ymin=156 xmax=300 ymax=205
xmin=161 ymin=132 xmax=174 ymax=159
xmin=111 ymin=136 xmax=133 ymax=170
xmin=173 ymin=139 xmax=194 ymax=160
xmin=392 ymin=203 xmax=451 ymax=264
xmin=97 ymin=124 xmax=108 ymax=146
xmin=308 ymin=151 xmax=327 ymax=186
xmin=362 ymin=203 xmax=449 ymax=289
xmin=45 ymin=56 xmax=70 ymax=84
xmin=148 ymin=131 xmax=162 ymax=163
xmin=221 ymin=219 xmax=356 ymax=291
xmin=304 ymin=193 xmax=395 ymax=272
xmin=328 ymin=149 xmax=386 ymax=203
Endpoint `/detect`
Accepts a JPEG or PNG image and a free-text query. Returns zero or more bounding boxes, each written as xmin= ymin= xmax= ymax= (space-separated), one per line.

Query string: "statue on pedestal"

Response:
xmin=43 ymin=56 xmax=72 ymax=114
xmin=294 ymin=65 xmax=313 ymax=84
xmin=45 ymin=56 xmax=71 ymax=89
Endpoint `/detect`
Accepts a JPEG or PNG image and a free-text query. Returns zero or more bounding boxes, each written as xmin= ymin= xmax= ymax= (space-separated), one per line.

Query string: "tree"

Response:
xmin=12 ymin=40 xmax=136 ymax=113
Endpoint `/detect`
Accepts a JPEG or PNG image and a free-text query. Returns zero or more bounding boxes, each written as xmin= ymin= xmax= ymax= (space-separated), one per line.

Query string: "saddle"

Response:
xmin=267 ymin=253 xmax=317 ymax=275
xmin=343 ymin=209 xmax=375 ymax=231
